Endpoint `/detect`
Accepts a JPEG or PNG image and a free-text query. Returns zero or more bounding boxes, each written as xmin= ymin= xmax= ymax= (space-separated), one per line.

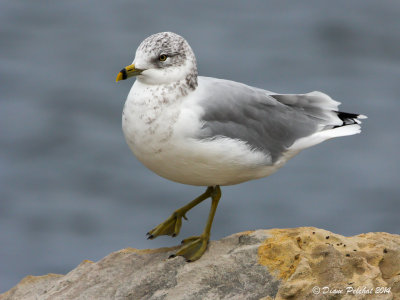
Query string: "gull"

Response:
xmin=116 ymin=32 xmax=366 ymax=261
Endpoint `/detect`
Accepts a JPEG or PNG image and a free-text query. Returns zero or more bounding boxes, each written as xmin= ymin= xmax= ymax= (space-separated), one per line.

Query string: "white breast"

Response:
xmin=122 ymin=79 xmax=181 ymax=156
xmin=122 ymin=80 xmax=285 ymax=186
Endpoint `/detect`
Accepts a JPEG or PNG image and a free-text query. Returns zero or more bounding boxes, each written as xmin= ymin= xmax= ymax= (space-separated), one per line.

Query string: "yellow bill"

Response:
xmin=116 ymin=64 xmax=143 ymax=82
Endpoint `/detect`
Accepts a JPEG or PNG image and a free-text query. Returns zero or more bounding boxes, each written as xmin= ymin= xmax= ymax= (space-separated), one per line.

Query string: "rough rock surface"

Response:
xmin=1 ymin=227 xmax=399 ymax=300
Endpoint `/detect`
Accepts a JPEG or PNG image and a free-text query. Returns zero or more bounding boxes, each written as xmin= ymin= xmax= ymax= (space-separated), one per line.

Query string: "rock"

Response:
xmin=1 ymin=227 xmax=399 ymax=300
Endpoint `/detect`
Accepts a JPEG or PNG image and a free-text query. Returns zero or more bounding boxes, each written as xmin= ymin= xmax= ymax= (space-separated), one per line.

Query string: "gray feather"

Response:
xmin=196 ymin=77 xmax=341 ymax=163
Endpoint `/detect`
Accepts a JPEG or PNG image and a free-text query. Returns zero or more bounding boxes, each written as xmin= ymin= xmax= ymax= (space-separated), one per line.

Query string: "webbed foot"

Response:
xmin=146 ymin=210 xmax=188 ymax=239
xmin=173 ymin=234 xmax=209 ymax=262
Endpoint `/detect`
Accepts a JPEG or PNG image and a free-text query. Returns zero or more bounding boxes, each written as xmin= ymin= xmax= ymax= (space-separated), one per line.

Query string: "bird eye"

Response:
xmin=158 ymin=54 xmax=168 ymax=61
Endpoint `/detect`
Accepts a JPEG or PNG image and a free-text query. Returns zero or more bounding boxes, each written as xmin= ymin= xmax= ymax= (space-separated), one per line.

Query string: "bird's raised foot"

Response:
xmin=146 ymin=210 xmax=188 ymax=239
xmin=174 ymin=234 xmax=209 ymax=262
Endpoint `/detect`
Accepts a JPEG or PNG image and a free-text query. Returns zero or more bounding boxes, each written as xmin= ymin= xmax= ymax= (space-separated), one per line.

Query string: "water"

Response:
xmin=1 ymin=0 xmax=399 ymax=292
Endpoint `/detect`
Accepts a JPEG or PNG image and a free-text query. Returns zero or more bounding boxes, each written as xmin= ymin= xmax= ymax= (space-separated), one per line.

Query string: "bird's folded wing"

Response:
xmin=195 ymin=77 xmax=343 ymax=163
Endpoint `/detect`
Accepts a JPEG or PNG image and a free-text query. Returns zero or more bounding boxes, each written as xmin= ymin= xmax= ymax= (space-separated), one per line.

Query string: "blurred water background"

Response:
xmin=1 ymin=0 xmax=400 ymax=292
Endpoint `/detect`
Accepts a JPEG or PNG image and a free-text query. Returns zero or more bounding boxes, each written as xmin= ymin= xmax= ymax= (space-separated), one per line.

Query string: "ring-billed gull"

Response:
xmin=116 ymin=32 xmax=366 ymax=261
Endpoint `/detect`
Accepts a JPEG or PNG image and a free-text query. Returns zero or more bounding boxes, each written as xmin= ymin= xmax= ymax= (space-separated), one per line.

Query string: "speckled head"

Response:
xmin=132 ymin=32 xmax=198 ymax=89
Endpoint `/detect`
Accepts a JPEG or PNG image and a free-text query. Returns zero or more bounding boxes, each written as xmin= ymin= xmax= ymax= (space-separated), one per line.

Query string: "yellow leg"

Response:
xmin=147 ymin=186 xmax=214 ymax=239
xmin=174 ymin=185 xmax=221 ymax=261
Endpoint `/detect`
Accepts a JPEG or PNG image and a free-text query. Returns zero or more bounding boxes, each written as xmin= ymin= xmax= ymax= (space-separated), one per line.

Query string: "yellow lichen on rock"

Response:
xmin=258 ymin=227 xmax=400 ymax=299
xmin=258 ymin=228 xmax=303 ymax=279
xmin=117 ymin=246 xmax=179 ymax=255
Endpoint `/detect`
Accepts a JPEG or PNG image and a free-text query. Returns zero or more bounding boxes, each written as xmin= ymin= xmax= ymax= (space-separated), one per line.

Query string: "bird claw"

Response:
xmin=173 ymin=234 xmax=209 ymax=262
xmin=146 ymin=211 xmax=185 ymax=239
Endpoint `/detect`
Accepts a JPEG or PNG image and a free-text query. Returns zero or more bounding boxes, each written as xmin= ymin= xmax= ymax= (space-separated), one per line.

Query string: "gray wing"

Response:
xmin=196 ymin=77 xmax=342 ymax=163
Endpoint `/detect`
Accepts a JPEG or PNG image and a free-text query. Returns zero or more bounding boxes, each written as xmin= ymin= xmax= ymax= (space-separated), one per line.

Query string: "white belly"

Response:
xmin=122 ymin=80 xmax=291 ymax=186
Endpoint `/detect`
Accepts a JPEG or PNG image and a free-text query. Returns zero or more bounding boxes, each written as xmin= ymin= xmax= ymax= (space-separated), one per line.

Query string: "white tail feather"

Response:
xmin=289 ymin=124 xmax=361 ymax=151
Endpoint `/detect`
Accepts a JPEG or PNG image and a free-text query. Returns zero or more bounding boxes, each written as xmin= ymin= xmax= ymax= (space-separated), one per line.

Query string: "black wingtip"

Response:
xmin=337 ymin=111 xmax=360 ymax=121
xmin=334 ymin=111 xmax=365 ymax=128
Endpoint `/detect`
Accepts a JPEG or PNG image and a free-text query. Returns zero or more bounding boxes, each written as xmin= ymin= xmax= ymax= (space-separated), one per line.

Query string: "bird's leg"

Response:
xmin=173 ymin=185 xmax=221 ymax=262
xmin=147 ymin=186 xmax=214 ymax=239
